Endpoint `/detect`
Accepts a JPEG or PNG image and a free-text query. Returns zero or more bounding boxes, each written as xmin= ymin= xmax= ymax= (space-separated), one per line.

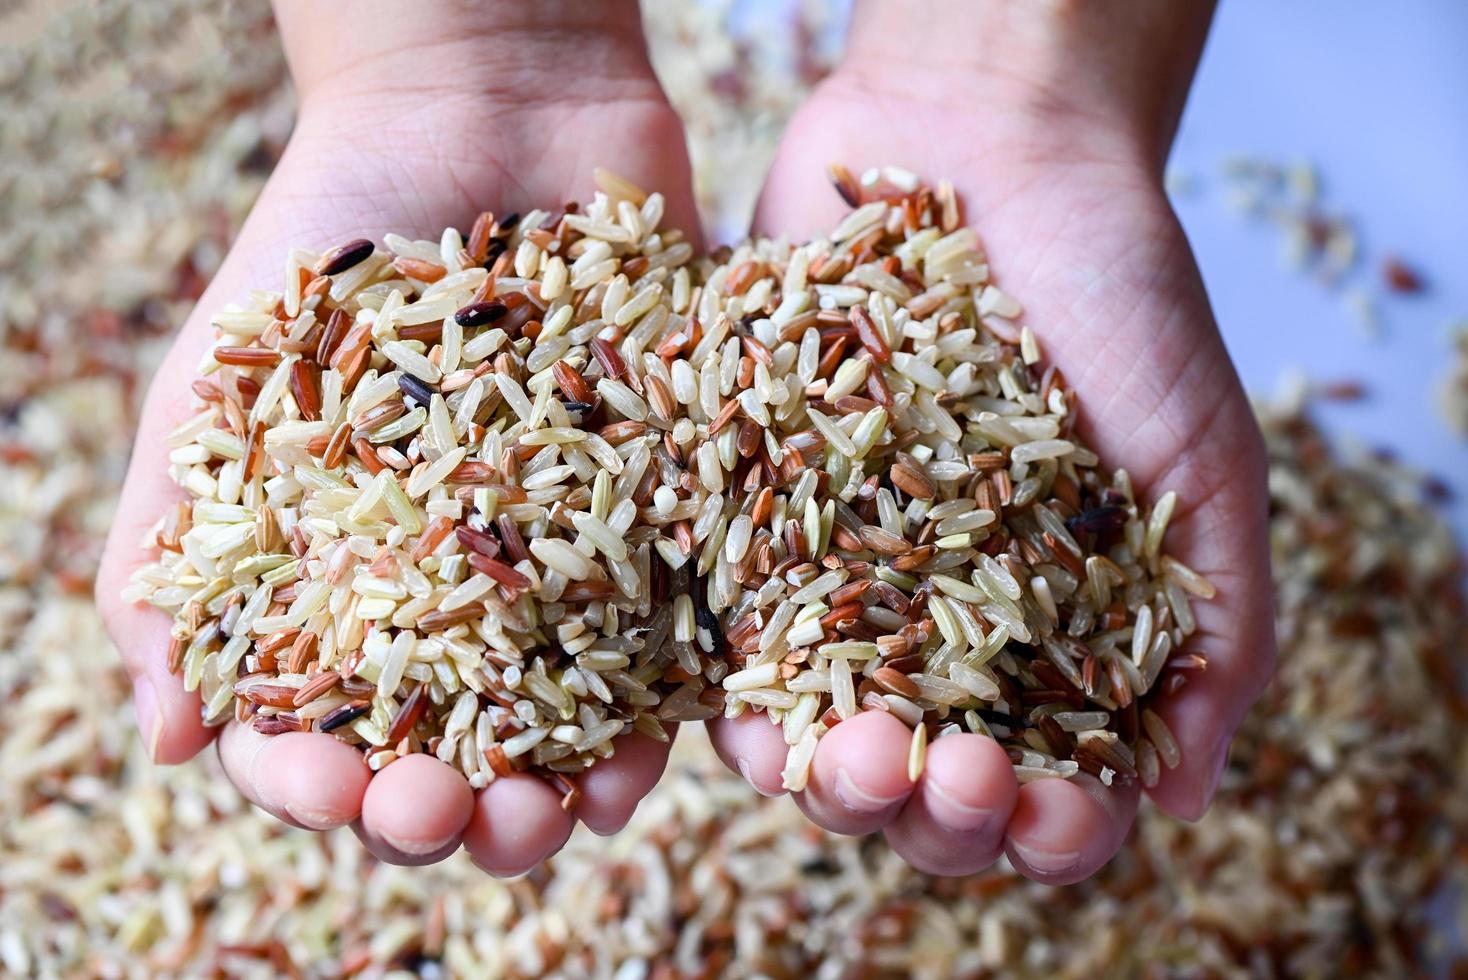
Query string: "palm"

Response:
xmin=711 ymin=70 xmax=1273 ymax=879
xmin=97 ymin=76 xmax=699 ymax=873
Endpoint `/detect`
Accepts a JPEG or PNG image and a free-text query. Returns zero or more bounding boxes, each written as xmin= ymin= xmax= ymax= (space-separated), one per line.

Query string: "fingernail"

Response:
xmin=132 ymin=677 xmax=163 ymax=761
xmin=1009 ymin=839 xmax=1082 ymax=877
xmin=284 ymin=802 xmax=347 ymax=831
xmin=927 ymin=779 xmax=999 ymax=832
xmin=737 ymin=758 xmax=781 ymax=798
xmin=1200 ymin=727 xmax=1235 ymax=811
xmin=381 ymin=830 xmax=457 ymax=857
xmin=833 ymin=767 xmax=908 ymax=814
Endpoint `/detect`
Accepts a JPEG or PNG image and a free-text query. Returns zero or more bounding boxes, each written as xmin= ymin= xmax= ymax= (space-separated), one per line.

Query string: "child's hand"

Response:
xmin=711 ymin=0 xmax=1274 ymax=883
xmin=96 ymin=0 xmax=699 ymax=875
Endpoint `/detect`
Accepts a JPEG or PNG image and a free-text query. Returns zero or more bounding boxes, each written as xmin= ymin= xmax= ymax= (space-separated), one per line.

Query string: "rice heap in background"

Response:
xmin=1 ymin=0 xmax=1465 ymax=976
xmin=642 ymin=0 xmax=841 ymax=236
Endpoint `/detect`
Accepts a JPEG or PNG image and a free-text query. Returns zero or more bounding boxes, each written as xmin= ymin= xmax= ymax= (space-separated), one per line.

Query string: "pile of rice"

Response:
xmin=700 ymin=167 xmax=1209 ymax=792
xmin=2 ymin=1 xmax=1465 ymax=976
xmin=127 ymin=165 xmax=1208 ymax=798
xmin=124 ymin=180 xmax=720 ymax=792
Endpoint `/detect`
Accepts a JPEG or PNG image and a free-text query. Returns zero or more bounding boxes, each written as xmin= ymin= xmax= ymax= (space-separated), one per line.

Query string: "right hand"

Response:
xmin=710 ymin=0 xmax=1275 ymax=884
xmin=96 ymin=0 xmax=700 ymax=875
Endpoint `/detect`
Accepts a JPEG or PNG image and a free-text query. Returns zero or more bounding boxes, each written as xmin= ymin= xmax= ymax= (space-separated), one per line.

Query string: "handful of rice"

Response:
xmin=703 ymin=166 xmax=1213 ymax=791
xmin=125 ymin=174 xmax=720 ymax=800
xmin=126 ymin=167 xmax=1212 ymax=801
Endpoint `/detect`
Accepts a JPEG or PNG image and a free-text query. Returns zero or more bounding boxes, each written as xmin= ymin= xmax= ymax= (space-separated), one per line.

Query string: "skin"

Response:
xmin=94 ymin=0 xmax=694 ymax=875
xmin=709 ymin=0 xmax=1276 ymax=883
xmin=97 ymin=0 xmax=1274 ymax=882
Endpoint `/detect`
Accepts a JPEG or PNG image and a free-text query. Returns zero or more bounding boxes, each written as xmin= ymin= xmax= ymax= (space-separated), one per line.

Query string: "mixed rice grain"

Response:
xmin=129 ymin=170 xmax=1213 ymax=796
xmin=699 ymin=173 xmax=1213 ymax=790
xmin=126 ymin=174 xmax=721 ymax=787
xmin=6 ymin=0 xmax=1468 ymax=974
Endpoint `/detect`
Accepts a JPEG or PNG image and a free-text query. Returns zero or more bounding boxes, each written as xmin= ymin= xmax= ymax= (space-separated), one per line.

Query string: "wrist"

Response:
xmin=275 ymin=0 xmax=656 ymax=112
xmin=839 ymin=0 xmax=1215 ymax=170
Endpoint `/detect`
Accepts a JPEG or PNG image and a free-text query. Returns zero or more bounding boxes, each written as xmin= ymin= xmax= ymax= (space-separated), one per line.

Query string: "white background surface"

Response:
xmin=1170 ymin=0 xmax=1468 ymax=540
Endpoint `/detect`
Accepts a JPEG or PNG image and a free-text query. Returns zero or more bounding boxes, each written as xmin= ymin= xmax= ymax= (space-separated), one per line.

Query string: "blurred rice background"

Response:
xmin=1 ymin=1 xmax=1465 ymax=976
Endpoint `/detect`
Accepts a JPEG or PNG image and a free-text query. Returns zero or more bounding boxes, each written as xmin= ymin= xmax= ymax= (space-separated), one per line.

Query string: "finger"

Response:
xmin=95 ymin=350 xmax=220 ymax=764
xmin=92 ymin=153 xmax=356 ymax=766
xmin=1143 ymin=622 xmax=1260 ymax=820
xmin=883 ymin=734 xmax=1018 ymax=876
xmin=1004 ymin=772 xmax=1138 ymax=886
xmin=352 ymin=754 xmax=475 ymax=865
xmin=796 ymin=711 xmax=916 ymax=837
xmin=575 ymin=728 xmax=677 ymax=836
xmin=707 ymin=710 xmax=793 ymax=797
xmin=94 ymin=134 xmax=484 ymax=765
xmin=1140 ymin=439 xmax=1275 ymax=821
xmin=93 ymin=570 xmax=214 ymax=764
xmin=463 ymin=775 xmax=574 ymax=877
xmin=217 ymin=723 xmax=370 ymax=830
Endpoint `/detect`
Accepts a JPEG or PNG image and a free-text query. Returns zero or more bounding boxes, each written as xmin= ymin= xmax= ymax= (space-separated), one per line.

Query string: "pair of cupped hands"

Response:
xmin=97 ymin=1 xmax=1273 ymax=882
